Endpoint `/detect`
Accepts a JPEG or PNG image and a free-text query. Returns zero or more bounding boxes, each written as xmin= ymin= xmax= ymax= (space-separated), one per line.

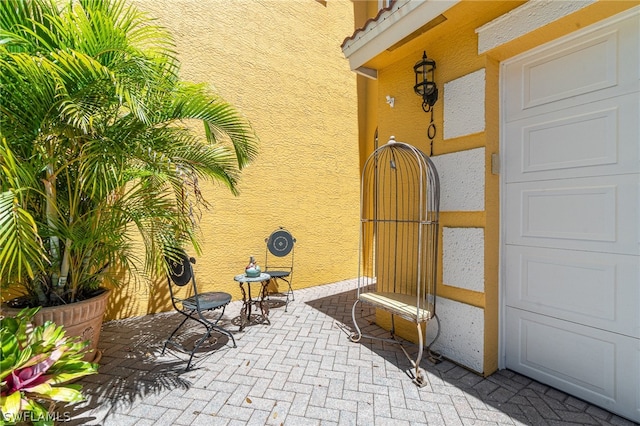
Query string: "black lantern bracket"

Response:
xmin=413 ymin=51 xmax=438 ymax=113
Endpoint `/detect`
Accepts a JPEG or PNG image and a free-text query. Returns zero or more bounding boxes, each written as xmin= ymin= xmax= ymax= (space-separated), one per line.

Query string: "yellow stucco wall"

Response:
xmin=106 ymin=0 xmax=360 ymax=320
xmin=350 ymin=0 xmax=636 ymax=376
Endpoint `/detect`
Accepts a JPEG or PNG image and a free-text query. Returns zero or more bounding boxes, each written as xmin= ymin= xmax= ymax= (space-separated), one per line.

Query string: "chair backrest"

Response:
xmin=264 ymin=227 xmax=296 ymax=270
xmin=165 ymin=249 xmax=202 ymax=310
xmin=166 ymin=250 xmax=195 ymax=286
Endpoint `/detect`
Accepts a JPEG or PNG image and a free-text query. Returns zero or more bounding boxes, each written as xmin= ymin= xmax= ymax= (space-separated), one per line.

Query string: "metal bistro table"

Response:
xmin=234 ymin=273 xmax=271 ymax=331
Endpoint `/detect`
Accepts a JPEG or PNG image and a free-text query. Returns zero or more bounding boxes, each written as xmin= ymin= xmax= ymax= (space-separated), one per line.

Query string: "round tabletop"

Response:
xmin=234 ymin=272 xmax=271 ymax=283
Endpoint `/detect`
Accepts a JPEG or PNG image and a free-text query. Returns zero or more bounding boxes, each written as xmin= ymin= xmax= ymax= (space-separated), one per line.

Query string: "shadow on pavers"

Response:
xmin=65 ymin=311 xmax=235 ymax=425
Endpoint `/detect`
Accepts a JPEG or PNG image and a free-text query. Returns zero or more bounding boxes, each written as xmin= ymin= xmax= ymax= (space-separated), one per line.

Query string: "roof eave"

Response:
xmin=341 ymin=0 xmax=460 ymax=78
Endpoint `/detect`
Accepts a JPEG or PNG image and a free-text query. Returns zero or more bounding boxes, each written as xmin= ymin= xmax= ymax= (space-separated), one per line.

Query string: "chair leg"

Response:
xmin=163 ymin=313 xmax=191 ymax=355
xmin=167 ymin=306 xmax=236 ymax=370
xmin=287 ymin=279 xmax=294 ymax=304
xmin=265 ymin=277 xmax=293 ymax=312
xmin=285 ymin=277 xmax=294 ymax=302
xmin=195 ymin=306 xmax=237 ymax=349
xmin=205 ymin=305 xmax=237 ymax=348
xmin=277 ymin=277 xmax=293 ymax=312
xmin=211 ymin=324 xmax=236 ymax=348
xmin=186 ymin=328 xmax=213 ymax=370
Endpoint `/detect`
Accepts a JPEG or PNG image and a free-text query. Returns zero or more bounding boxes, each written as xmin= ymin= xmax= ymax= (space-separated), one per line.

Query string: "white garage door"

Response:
xmin=502 ymin=9 xmax=639 ymax=422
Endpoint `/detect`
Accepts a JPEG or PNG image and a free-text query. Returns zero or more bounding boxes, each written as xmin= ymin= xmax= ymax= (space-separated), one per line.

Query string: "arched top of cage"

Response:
xmin=361 ymin=136 xmax=440 ymax=223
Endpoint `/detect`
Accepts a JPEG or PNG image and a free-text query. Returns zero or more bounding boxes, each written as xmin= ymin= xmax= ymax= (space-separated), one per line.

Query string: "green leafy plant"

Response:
xmin=0 ymin=0 xmax=258 ymax=307
xmin=0 ymin=308 xmax=98 ymax=425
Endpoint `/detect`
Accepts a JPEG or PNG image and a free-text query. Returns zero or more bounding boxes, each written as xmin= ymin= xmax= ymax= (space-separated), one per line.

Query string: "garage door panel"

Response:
xmin=505 ymin=175 xmax=638 ymax=254
xmin=504 ymin=12 xmax=639 ymax=122
xmin=505 ymin=245 xmax=640 ymax=338
xmin=521 ymin=107 xmax=617 ymax=172
xmin=505 ymin=92 xmax=639 ymax=183
xmin=519 ymin=184 xmax=616 ymax=242
xmin=505 ymin=307 xmax=639 ymax=419
xmin=522 ymin=31 xmax=617 ymax=110
xmin=505 ymin=308 xmax=616 ymax=398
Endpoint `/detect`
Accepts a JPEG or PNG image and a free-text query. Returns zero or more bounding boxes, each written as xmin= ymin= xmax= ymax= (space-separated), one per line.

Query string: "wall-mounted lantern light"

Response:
xmin=413 ymin=51 xmax=438 ymax=113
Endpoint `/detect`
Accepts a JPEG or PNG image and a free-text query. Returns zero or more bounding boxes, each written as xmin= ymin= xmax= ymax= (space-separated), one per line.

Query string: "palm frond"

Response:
xmin=0 ymin=191 xmax=45 ymax=283
xmin=0 ymin=0 xmax=60 ymax=54
xmin=168 ymin=83 xmax=259 ymax=169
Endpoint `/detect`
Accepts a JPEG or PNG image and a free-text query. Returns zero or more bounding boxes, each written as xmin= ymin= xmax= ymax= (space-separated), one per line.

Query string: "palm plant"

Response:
xmin=0 ymin=0 xmax=258 ymax=307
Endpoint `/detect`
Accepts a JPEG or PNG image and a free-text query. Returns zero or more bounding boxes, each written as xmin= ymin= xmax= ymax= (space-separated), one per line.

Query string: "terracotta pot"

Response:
xmin=2 ymin=289 xmax=110 ymax=362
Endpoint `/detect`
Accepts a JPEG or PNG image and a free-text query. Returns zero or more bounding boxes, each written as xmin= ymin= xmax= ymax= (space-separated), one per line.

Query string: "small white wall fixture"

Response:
xmin=385 ymin=95 xmax=395 ymax=108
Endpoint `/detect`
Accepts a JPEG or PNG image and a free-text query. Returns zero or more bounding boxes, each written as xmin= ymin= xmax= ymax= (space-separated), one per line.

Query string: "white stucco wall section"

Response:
xmin=475 ymin=0 xmax=596 ymax=54
xmin=430 ymin=148 xmax=485 ymax=211
xmin=426 ymin=297 xmax=484 ymax=373
xmin=443 ymin=227 xmax=485 ymax=292
xmin=443 ymin=68 xmax=485 ymax=140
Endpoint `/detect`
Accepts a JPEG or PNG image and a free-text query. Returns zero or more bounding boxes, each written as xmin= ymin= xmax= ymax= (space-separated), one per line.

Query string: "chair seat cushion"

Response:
xmin=266 ymin=270 xmax=290 ymax=278
xmin=183 ymin=291 xmax=232 ymax=311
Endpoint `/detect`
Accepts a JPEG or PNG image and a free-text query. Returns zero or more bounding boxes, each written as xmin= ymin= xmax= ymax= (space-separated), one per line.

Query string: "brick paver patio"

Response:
xmin=68 ymin=279 xmax=638 ymax=425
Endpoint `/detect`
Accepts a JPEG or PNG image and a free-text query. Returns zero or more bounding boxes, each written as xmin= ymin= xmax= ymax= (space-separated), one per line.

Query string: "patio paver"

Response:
xmin=68 ymin=279 xmax=639 ymax=426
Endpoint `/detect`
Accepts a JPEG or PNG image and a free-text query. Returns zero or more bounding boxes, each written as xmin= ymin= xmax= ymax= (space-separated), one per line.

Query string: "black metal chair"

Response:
xmin=264 ymin=227 xmax=296 ymax=312
xmin=163 ymin=250 xmax=236 ymax=370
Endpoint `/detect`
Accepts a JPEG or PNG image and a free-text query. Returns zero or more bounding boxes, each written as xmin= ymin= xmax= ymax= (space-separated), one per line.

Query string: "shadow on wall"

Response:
xmin=105 ymin=277 xmax=173 ymax=321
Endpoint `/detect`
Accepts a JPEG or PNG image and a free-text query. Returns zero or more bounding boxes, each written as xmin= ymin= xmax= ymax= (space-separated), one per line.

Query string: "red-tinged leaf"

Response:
xmin=12 ymin=347 xmax=62 ymax=390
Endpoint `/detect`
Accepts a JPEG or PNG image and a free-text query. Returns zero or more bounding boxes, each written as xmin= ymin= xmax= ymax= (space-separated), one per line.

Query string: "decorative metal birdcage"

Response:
xmin=351 ymin=136 xmax=440 ymax=386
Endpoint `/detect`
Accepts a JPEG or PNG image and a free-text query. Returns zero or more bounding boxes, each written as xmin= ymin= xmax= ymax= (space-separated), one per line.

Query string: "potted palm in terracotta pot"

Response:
xmin=0 ymin=0 xmax=258 ymax=361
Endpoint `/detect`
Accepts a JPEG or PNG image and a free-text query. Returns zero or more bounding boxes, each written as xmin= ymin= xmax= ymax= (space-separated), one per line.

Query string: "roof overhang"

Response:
xmin=341 ymin=0 xmax=459 ymax=79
